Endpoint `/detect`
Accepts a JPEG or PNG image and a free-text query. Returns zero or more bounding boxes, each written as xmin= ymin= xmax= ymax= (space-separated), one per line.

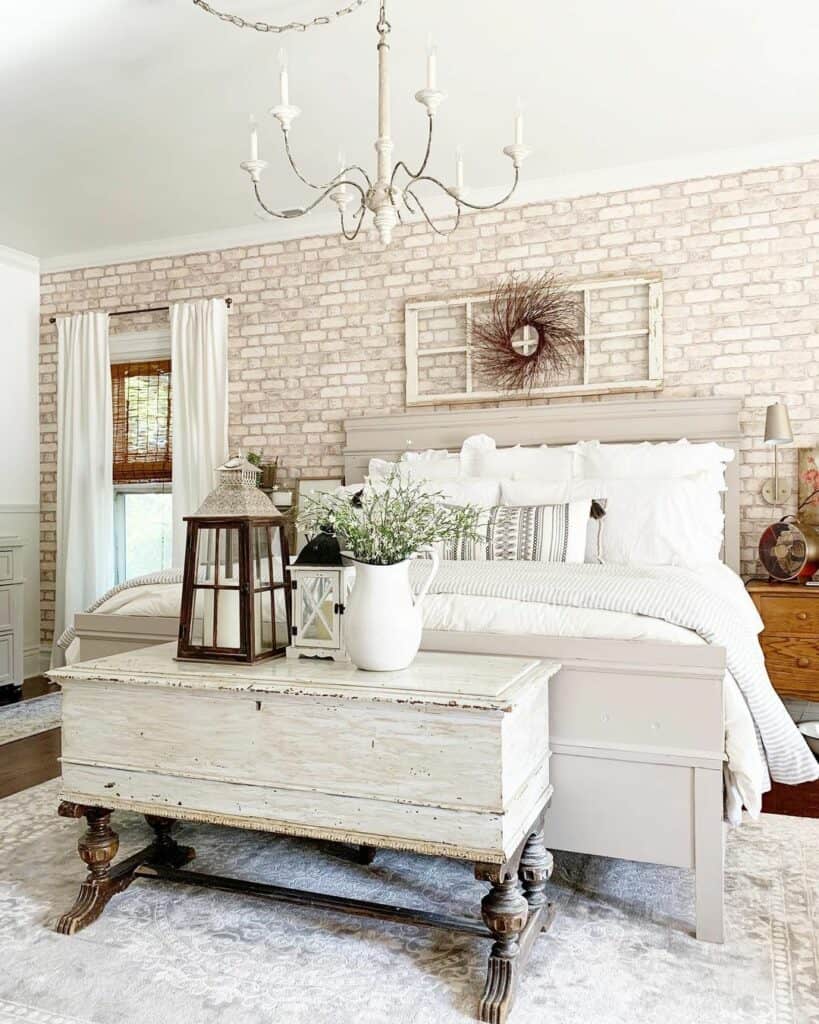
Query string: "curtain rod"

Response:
xmin=48 ymin=297 xmax=232 ymax=325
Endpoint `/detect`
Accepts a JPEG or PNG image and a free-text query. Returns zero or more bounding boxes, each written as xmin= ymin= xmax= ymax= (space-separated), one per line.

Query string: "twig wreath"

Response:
xmin=471 ymin=272 xmax=583 ymax=391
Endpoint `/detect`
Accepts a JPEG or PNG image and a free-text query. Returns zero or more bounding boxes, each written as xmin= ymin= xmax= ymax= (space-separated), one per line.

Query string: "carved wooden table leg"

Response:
xmin=518 ymin=829 xmax=553 ymax=915
xmin=145 ymin=815 xmax=196 ymax=868
xmin=475 ymin=823 xmax=555 ymax=1024
xmin=477 ymin=866 xmax=529 ymax=1024
xmin=56 ymin=801 xmax=140 ymax=935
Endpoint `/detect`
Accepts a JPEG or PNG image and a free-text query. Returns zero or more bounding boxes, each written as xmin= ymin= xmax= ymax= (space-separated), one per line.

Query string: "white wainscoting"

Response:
xmin=0 ymin=506 xmax=43 ymax=678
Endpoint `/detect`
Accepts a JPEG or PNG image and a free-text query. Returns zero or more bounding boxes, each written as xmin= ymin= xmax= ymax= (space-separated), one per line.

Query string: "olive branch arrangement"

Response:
xmin=297 ymin=469 xmax=480 ymax=565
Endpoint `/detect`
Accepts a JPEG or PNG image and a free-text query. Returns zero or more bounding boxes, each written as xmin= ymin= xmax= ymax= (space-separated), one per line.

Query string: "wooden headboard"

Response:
xmin=343 ymin=396 xmax=743 ymax=573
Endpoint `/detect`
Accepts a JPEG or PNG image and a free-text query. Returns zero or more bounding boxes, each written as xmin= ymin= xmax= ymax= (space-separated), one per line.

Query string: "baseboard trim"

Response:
xmin=25 ymin=645 xmax=52 ymax=679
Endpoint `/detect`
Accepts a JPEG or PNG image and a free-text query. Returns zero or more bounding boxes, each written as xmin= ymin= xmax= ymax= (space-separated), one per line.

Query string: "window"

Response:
xmin=112 ymin=360 xmax=173 ymax=582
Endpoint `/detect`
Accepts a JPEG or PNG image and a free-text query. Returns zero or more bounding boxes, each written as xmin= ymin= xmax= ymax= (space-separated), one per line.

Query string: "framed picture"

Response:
xmin=797 ymin=447 xmax=819 ymax=526
xmin=296 ymin=477 xmax=344 ymax=553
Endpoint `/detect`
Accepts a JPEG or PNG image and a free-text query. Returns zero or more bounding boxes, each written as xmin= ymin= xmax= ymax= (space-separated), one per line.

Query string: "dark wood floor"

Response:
xmin=0 ymin=676 xmax=62 ymax=799
xmin=762 ymin=779 xmax=819 ymax=818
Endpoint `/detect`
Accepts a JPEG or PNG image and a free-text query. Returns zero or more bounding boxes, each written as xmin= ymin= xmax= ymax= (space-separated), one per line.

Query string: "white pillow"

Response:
xmin=435 ymin=478 xmax=502 ymax=507
xmin=595 ymin=475 xmax=724 ymax=568
xmin=368 ymin=456 xmax=460 ymax=483
xmin=401 ymin=448 xmax=459 ymax=464
xmin=368 ymin=457 xmax=394 ymax=480
xmin=501 ymin=477 xmax=605 ymax=505
xmin=465 ymin=443 xmax=577 ymax=481
xmin=443 ymin=500 xmax=589 ymax=563
xmin=367 ymin=459 xmax=500 ymax=506
xmin=459 ymin=434 xmax=496 ymax=475
xmin=577 ymin=439 xmax=734 ymax=491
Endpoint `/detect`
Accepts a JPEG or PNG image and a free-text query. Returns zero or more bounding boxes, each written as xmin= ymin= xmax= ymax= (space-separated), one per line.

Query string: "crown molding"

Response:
xmin=0 ymin=243 xmax=39 ymax=273
xmin=39 ymin=132 xmax=819 ymax=275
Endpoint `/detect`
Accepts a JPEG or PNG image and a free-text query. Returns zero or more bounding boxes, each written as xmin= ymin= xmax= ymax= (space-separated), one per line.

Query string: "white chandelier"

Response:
xmin=195 ymin=0 xmax=531 ymax=245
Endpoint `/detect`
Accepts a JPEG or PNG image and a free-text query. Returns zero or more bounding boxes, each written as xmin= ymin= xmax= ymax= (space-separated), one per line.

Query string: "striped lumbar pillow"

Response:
xmin=443 ymin=501 xmax=589 ymax=563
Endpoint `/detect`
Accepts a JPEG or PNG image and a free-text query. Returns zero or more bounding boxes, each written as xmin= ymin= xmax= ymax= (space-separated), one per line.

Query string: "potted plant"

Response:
xmin=298 ymin=470 xmax=479 ymax=671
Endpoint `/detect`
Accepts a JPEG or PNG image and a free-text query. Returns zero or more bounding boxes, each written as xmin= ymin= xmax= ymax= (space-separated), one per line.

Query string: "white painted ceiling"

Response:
xmin=2 ymin=0 xmax=819 ymax=262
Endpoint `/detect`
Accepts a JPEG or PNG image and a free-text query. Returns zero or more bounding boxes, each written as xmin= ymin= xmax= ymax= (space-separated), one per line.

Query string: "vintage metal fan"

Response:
xmin=758 ymin=516 xmax=819 ymax=581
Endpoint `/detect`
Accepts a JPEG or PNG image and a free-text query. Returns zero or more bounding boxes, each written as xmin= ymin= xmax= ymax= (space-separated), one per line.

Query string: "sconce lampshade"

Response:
xmin=764 ymin=402 xmax=793 ymax=447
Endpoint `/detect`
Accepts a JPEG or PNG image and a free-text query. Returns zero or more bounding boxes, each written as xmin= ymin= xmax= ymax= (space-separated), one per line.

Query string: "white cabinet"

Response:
xmin=0 ymin=537 xmax=24 ymax=687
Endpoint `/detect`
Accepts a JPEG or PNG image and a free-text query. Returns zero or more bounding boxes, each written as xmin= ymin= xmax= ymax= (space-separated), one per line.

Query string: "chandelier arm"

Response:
xmin=390 ymin=114 xmax=433 ymax=187
xmin=404 ymin=187 xmax=462 ymax=237
xmin=283 ymin=132 xmax=372 ymax=191
xmin=252 ymin=179 xmax=367 ymax=219
xmin=339 ymin=203 xmax=368 ymax=241
xmin=412 ymin=165 xmax=521 ymax=212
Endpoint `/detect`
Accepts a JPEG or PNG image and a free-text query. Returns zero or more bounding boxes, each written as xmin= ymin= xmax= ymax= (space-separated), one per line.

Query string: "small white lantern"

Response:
xmin=286 ymin=534 xmax=354 ymax=662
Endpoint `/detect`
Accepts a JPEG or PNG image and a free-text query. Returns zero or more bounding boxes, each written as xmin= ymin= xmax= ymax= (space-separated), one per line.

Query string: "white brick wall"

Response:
xmin=38 ymin=159 xmax=819 ymax=642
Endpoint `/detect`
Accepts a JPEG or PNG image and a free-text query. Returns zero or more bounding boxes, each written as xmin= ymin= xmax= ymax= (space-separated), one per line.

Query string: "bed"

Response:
xmin=58 ymin=395 xmax=818 ymax=944
xmin=343 ymin=395 xmax=818 ymax=945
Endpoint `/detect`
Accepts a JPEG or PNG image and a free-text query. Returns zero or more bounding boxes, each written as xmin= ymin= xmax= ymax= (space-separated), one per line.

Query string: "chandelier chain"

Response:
xmin=192 ymin=0 xmax=369 ymax=33
xmin=377 ymin=1 xmax=391 ymax=35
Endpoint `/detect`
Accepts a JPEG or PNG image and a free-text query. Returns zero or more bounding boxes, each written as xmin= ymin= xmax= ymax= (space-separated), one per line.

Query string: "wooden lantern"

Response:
xmin=286 ymin=532 xmax=353 ymax=662
xmin=177 ymin=455 xmax=291 ymax=663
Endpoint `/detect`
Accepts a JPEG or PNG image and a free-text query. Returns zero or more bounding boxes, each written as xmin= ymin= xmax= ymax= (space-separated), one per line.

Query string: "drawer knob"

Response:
xmin=796 ymin=611 xmax=809 ymax=621
xmin=797 ymin=657 xmax=811 ymax=669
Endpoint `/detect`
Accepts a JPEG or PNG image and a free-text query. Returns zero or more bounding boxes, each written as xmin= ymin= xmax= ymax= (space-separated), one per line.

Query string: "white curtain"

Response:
xmin=171 ymin=298 xmax=229 ymax=566
xmin=53 ymin=312 xmax=114 ymax=664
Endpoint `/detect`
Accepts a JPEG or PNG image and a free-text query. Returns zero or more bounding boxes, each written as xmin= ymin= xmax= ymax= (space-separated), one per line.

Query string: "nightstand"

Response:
xmin=747 ymin=580 xmax=819 ymax=701
xmin=747 ymin=579 xmax=819 ymax=818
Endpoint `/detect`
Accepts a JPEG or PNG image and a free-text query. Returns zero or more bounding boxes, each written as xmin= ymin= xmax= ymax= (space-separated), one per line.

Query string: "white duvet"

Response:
xmin=62 ymin=562 xmax=771 ymax=823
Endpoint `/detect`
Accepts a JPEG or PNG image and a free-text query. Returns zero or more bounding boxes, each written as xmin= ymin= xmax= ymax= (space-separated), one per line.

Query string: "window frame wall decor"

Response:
xmin=405 ymin=272 xmax=663 ymax=407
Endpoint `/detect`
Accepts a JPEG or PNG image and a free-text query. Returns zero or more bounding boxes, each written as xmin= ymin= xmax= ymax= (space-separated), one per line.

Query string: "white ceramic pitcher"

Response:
xmin=344 ymin=551 xmax=440 ymax=671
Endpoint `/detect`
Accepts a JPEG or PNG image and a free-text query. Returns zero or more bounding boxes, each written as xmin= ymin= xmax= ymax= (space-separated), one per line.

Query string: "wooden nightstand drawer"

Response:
xmin=760 ymin=636 xmax=819 ymax=700
xmin=757 ymin=594 xmax=819 ymax=636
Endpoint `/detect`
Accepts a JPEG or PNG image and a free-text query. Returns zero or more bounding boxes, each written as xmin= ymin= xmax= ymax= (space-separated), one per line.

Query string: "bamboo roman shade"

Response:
xmin=111 ymin=360 xmax=172 ymax=484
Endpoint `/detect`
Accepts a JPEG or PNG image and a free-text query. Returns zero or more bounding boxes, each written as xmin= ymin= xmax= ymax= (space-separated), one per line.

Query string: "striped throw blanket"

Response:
xmin=411 ymin=559 xmax=819 ymax=786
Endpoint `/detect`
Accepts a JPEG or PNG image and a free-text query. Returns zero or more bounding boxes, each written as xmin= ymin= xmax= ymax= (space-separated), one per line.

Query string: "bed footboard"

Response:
xmin=72 ymin=613 xmax=180 ymax=662
xmin=422 ymin=629 xmax=726 ymax=943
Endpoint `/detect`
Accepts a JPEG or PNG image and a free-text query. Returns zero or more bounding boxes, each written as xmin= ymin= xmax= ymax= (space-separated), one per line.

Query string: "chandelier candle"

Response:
xmin=232 ymin=0 xmax=531 ymax=244
xmin=455 ymin=146 xmax=464 ymax=192
xmin=249 ymin=116 xmax=258 ymax=162
xmin=426 ymin=38 xmax=437 ymax=90
xmin=278 ymin=48 xmax=289 ymax=106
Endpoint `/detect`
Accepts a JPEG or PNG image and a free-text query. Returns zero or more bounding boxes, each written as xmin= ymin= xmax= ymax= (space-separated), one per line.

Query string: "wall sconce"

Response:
xmin=762 ymin=401 xmax=793 ymax=505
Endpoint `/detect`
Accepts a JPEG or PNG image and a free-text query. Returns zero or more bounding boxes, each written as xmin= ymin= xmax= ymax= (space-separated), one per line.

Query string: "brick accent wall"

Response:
xmin=39 ymin=159 xmax=819 ymax=643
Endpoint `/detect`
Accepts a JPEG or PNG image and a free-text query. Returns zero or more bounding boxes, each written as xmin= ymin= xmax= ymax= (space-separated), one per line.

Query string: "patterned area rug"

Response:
xmin=0 ymin=694 xmax=61 ymax=745
xmin=0 ymin=780 xmax=817 ymax=1024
